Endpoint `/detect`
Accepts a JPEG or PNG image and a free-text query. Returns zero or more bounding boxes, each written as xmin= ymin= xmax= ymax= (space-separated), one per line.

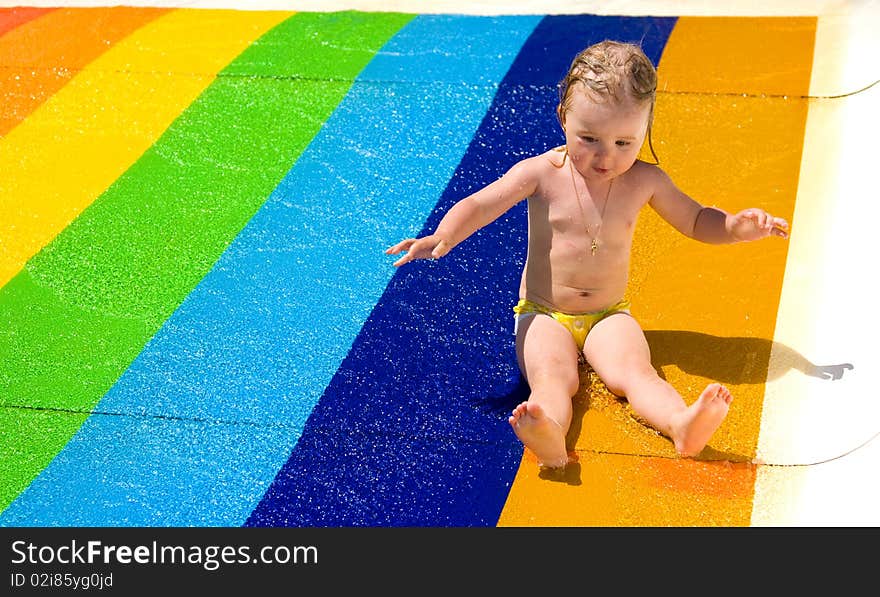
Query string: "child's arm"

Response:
xmin=386 ymin=158 xmax=538 ymax=267
xmin=648 ymin=167 xmax=789 ymax=244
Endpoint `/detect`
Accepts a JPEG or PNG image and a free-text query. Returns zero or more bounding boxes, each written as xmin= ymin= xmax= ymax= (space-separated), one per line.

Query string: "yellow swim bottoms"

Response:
xmin=512 ymin=298 xmax=632 ymax=350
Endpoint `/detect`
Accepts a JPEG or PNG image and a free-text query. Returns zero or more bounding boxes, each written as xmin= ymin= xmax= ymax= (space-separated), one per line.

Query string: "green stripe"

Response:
xmin=0 ymin=408 xmax=88 ymax=512
xmin=0 ymin=11 xmax=413 ymax=512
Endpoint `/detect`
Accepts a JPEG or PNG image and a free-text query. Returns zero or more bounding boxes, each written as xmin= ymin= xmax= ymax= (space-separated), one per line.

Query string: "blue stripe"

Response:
xmin=0 ymin=15 xmax=541 ymax=526
xmin=245 ymin=15 xmax=678 ymax=527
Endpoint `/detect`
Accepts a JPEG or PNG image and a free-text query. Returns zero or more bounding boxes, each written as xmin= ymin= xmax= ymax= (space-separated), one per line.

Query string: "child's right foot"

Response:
xmin=508 ymin=401 xmax=569 ymax=468
xmin=671 ymin=383 xmax=733 ymax=457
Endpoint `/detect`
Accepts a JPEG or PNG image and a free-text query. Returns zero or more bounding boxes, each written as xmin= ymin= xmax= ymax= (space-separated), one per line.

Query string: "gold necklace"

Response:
xmin=568 ymin=156 xmax=613 ymax=256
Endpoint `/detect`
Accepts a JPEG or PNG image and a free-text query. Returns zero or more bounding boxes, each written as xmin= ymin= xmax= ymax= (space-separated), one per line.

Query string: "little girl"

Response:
xmin=386 ymin=40 xmax=788 ymax=469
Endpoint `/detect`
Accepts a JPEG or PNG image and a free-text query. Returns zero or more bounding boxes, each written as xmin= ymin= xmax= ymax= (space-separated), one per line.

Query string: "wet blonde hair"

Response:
xmin=557 ymin=40 xmax=659 ymax=164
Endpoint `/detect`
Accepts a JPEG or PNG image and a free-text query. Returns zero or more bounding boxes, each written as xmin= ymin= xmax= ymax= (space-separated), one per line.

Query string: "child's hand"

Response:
xmin=385 ymin=235 xmax=452 ymax=267
xmin=729 ymin=208 xmax=789 ymax=241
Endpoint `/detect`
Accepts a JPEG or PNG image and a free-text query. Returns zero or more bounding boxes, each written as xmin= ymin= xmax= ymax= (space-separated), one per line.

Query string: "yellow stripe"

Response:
xmin=498 ymin=17 xmax=815 ymax=526
xmin=0 ymin=9 xmax=291 ymax=289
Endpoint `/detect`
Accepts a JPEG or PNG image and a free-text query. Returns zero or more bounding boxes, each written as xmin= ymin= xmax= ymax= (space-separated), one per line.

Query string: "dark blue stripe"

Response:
xmin=246 ymin=14 xmax=677 ymax=527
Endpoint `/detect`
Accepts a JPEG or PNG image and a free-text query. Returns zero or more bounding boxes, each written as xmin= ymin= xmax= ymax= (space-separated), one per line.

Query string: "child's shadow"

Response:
xmin=544 ymin=331 xmax=853 ymax=485
xmin=642 ymin=330 xmax=853 ymax=384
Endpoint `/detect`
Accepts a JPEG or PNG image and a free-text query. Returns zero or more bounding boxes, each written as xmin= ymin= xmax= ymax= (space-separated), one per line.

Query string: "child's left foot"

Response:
xmin=670 ymin=383 xmax=733 ymax=457
xmin=508 ymin=401 xmax=569 ymax=468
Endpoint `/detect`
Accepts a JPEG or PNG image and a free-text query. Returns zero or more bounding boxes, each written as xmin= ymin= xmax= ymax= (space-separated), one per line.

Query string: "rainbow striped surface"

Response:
xmin=1 ymin=3 xmax=877 ymax=527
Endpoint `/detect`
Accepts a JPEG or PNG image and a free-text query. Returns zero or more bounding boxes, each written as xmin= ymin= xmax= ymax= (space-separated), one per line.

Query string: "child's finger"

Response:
xmin=743 ymin=209 xmax=763 ymax=227
xmin=392 ymin=238 xmax=430 ymax=267
xmin=392 ymin=248 xmax=417 ymax=267
xmin=771 ymin=225 xmax=789 ymax=238
xmin=431 ymin=239 xmax=450 ymax=259
xmin=385 ymin=238 xmax=415 ymax=254
xmin=755 ymin=210 xmax=770 ymax=229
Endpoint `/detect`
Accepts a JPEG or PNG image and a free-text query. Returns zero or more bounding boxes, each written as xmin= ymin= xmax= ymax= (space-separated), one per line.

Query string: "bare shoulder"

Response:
xmin=624 ymin=159 xmax=671 ymax=192
xmin=510 ymin=147 xmax=568 ymax=175
xmin=501 ymin=147 xmax=568 ymax=192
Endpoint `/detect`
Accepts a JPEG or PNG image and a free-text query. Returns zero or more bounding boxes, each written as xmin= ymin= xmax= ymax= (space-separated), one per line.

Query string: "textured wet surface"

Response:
xmin=1 ymin=3 xmax=877 ymax=526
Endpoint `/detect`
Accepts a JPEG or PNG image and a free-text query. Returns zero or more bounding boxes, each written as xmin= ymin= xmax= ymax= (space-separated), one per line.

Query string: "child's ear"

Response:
xmin=557 ymin=105 xmax=566 ymax=130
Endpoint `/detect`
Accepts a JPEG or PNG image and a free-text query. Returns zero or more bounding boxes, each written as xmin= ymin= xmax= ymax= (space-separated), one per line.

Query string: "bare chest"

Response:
xmin=531 ymin=180 xmax=643 ymax=250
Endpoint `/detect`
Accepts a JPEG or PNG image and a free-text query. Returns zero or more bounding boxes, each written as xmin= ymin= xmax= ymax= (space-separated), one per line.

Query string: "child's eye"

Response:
xmin=616 ymin=140 xmax=631 ymax=147
xmin=581 ymin=136 xmax=597 ymax=143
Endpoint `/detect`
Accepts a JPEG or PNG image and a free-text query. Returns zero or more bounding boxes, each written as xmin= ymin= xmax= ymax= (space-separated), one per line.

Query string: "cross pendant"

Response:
xmin=591 ymin=239 xmax=599 ymax=255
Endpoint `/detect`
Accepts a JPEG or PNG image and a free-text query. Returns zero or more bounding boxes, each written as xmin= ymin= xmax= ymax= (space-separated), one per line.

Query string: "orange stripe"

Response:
xmin=0 ymin=7 xmax=170 ymax=136
xmin=498 ymin=16 xmax=815 ymax=526
xmin=629 ymin=16 xmax=815 ymax=526
xmin=0 ymin=7 xmax=56 ymax=37
xmin=656 ymin=16 xmax=816 ymax=96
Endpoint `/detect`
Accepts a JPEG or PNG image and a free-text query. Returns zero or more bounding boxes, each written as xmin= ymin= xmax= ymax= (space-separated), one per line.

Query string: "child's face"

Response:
xmin=561 ymin=87 xmax=651 ymax=181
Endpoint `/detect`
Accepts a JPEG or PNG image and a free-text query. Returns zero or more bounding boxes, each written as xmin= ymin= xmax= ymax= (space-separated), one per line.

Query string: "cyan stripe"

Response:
xmin=0 ymin=14 xmax=540 ymax=526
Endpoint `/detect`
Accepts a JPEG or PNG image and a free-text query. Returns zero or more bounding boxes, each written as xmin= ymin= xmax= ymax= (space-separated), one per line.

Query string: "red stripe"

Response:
xmin=0 ymin=7 xmax=57 ymax=37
